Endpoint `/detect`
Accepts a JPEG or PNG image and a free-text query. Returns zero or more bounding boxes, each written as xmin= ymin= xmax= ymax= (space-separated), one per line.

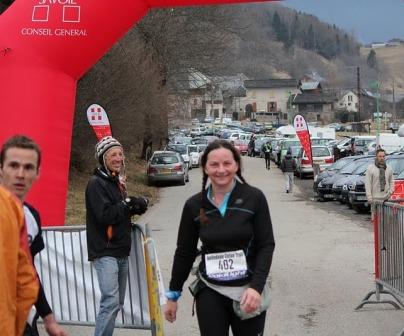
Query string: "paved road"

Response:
xmin=47 ymin=156 xmax=404 ymax=336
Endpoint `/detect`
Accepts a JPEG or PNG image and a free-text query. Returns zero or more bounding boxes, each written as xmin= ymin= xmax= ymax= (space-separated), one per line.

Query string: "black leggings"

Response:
xmin=196 ymin=287 xmax=266 ymax=336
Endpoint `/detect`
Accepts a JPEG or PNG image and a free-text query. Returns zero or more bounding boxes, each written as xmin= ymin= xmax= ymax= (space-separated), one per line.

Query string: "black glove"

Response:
xmin=125 ymin=197 xmax=148 ymax=215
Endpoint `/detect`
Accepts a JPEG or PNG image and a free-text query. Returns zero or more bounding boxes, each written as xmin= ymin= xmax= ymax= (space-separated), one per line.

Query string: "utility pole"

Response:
xmin=357 ymin=66 xmax=361 ymax=134
xmin=393 ymin=79 xmax=396 ymax=122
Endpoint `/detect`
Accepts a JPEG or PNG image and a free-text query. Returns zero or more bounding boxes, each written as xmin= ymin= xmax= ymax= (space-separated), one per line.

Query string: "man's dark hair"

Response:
xmin=0 ymin=135 xmax=42 ymax=168
xmin=376 ymin=148 xmax=386 ymax=155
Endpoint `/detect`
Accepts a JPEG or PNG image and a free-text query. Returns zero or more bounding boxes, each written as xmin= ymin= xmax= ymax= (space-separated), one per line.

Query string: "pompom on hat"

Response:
xmin=95 ymin=136 xmax=123 ymax=165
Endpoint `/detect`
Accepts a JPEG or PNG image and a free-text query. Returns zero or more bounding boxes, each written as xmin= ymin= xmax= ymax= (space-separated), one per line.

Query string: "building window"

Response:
xmin=267 ymin=101 xmax=277 ymax=112
xmin=348 ymin=95 xmax=353 ymax=102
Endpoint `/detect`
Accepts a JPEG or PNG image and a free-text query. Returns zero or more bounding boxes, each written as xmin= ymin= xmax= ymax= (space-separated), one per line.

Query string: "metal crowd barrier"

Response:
xmin=35 ymin=224 xmax=163 ymax=335
xmin=355 ymin=200 xmax=404 ymax=334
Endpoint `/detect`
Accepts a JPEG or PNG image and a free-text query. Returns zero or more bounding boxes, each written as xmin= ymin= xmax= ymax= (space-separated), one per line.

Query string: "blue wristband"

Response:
xmin=165 ymin=290 xmax=182 ymax=302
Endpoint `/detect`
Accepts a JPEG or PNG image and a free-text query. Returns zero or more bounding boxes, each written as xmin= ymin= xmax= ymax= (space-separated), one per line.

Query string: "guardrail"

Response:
xmin=36 ymin=224 xmax=163 ymax=335
xmin=355 ymin=200 xmax=404 ymax=335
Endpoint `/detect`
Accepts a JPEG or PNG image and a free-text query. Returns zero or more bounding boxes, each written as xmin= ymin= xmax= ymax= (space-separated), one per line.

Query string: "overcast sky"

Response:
xmin=282 ymin=0 xmax=404 ymax=44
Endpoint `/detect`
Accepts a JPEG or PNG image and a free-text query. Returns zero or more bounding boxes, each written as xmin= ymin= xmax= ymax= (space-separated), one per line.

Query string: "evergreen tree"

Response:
xmin=367 ymin=49 xmax=378 ymax=69
xmin=306 ymin=24 xmax=315 ymax=50
xmin=272 ymin=11 xmax=288 ymax=43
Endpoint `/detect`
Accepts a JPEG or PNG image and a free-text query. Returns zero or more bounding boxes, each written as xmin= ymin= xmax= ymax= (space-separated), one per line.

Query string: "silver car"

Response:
xmin=147 ymin=151 xmax=189 ymax=186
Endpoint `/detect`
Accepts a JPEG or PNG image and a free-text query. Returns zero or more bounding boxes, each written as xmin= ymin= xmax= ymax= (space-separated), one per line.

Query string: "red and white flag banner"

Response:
xmin=293 ymin=114 xmax=313 ymax=165
xmin=87 ymin=104 xmax=112 ymax=140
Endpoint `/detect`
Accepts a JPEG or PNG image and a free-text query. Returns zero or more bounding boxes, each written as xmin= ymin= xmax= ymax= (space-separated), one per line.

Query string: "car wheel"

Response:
xmin=186 ymin=172 xmax=189 ymax=182
xmin=180 ymin=174 xmax=186 ymax=186
xmin=147 ymin=178 xmax=152 ymax=187
xmin=347 ymin=196 xmax=353 ymax=209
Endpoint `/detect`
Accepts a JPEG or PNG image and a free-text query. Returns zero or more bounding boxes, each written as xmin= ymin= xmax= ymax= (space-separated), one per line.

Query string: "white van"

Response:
xmin=367 ymin=133 xmax=404 ymax=154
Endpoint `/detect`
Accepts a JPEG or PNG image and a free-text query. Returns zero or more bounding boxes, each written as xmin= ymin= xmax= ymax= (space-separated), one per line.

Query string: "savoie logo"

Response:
xmin=21 ymin=0 xmax=87 ymax=37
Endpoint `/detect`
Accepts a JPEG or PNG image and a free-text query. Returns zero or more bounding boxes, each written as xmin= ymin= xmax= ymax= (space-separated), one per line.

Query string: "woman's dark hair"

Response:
xmin=199 ymin=140 xmax=246 ymax=224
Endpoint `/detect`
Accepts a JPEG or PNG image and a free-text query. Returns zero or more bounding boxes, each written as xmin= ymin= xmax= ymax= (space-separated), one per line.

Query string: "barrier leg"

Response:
xmin=355 ymin=282 xmax=403 ymax=310
xmin=144 ymin=224 xmax=164 ymax=336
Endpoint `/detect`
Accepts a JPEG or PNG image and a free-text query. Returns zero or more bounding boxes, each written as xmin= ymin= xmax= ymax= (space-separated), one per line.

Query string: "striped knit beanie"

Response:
xmin=95 ymin=136 xmax=123 ymax=166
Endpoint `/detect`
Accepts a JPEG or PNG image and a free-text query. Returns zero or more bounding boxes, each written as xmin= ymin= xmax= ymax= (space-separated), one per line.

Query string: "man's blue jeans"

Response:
xmin=94 ymin=256 xmax=129 ymax=336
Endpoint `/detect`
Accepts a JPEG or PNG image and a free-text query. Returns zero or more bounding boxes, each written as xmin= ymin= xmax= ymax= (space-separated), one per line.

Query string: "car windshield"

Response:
xmin=340 ymin=160 xmax=369 ymax=174
xmin=397 ymin=169 xmax=404 ymax=179
xmin=152 ymin=155 xmax=179 ymax=164
xmin=387 ymin=158 xmax=404 ymax=175
xmin=355 ymin=139 xmax=374 ymax=146
xmin=329 ymin=157 xmax=354 ymax=170
xmin=188 ymin=145 xmax=198 ymax=153
xmin=167 ymin=144 xmax=187 ymax=154
xmin=312 ymin=139 xmax=332 ymax=145
xmin=173 ymin=137 xmax=192 ymax=145
xmin=312 ymin=147 xmax=330 ymax=157
xmin=290 ymin=146 xmax=301 ymax=156
xmin=198 ymin=145 xmax=207 ymax=152
xmin=283 ymin=140 xmax=301 ymax=150
xmin=352 ymin=161 xmax=371 ymax=175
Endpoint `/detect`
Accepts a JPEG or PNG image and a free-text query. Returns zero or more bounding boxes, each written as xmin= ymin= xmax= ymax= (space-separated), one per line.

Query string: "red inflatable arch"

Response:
xmin=0 ymin=0 xmax=274 ymax=225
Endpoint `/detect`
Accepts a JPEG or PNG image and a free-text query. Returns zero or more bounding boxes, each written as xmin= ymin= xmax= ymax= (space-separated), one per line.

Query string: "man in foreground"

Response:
xmin=0 ymin=184 xmax=38 ymax=336
xmin=0 ymin=135 xmax=67 ymax=336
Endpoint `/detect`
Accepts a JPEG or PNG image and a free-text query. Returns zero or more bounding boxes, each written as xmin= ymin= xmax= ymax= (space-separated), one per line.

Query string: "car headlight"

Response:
xmin=332 ymin=183 xmax=337 ymax=189
xmin=342 ymin=185 xmax=348 ymax=191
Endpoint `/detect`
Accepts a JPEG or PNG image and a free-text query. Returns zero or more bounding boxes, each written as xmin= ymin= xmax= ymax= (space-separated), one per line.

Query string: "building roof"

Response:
xmin=293 ymin=93 xmax=336 ymax=104
xmin=300 ymin=81 xmax=321 ymax=91
xmin=167 ymin=68 xmax=210 ymax=92
xmin=244 ymin=79 xmax=298 ymax=89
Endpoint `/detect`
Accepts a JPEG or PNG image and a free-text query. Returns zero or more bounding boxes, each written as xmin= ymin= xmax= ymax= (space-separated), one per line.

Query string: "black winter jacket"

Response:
xmin=85 ymin=167 xmax=132 ymax=261
xmin=281 ymin=154 xmax=296 ymax=172
xmin=24 ymin=203 xmax=52 ymax=318
xmin=169 ymin=181 xmax=275 ymax=294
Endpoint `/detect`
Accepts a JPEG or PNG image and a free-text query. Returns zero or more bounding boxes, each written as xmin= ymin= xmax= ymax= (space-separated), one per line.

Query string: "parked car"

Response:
xmin=191 ymin=137 xmax=209 ymax=145
xmin=331 ymin=159 xmax=374 ymax=203
xmin=254 ymin=137 xmax=272 ymax=157
xmin=147 ymin=151 xmax=189 ymax=186
xmin=233 ymin=139 xmax=249 ymax=155
xmin=352 ymin=135 xmax=376 ymax=155
xmin=317 ymin=157 xmax=372 ymax=200
xmin=313 ymin=156 xmax=358 ymax=196
xmin=271 ymin=138 xmax=284 ymax=165
xmin=295 ymin=145 xmax=334 ymax=178
xmin=171 ymin=136 xmax=192 ymax=145
xmin=203 ymin=116 xmax=214 ymax=123
xmin=190 ymin=127 xmax=206 ymax=137
xmin=279 ymin=139 xmax=301 ymax=164
xmin=165 ymin=143 xmax=191 ymax=169
xmin=188 ymin=144 xmax=207 ymax=167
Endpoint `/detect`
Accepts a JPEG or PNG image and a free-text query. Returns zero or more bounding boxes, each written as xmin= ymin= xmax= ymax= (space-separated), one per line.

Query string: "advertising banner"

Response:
xmin=87 ymin=104 xmax=112 ymax=140
xmin=293 ymin=114 xmax=313 ymax=165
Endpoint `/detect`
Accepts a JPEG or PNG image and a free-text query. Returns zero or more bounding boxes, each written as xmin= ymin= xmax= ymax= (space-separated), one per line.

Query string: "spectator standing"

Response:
xmin=85 ymin=136 xmax=148 ymax=336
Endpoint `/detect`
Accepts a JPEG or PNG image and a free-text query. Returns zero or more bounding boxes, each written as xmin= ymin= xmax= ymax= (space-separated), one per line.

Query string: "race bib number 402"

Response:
xmin=205 ymin=250 xmax=248 ymax=281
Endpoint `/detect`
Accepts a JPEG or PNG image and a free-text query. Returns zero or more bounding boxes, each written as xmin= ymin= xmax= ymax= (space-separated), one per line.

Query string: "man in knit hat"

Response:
xmin=86 ymin=136 xmax=148 ymax=336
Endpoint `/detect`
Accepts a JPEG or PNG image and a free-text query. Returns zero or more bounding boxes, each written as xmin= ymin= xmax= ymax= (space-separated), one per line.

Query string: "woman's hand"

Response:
xmin=240 ymin=288 xmax=261 ymax=314
xmin=164 ymin=300 xmax=178 ymax=323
